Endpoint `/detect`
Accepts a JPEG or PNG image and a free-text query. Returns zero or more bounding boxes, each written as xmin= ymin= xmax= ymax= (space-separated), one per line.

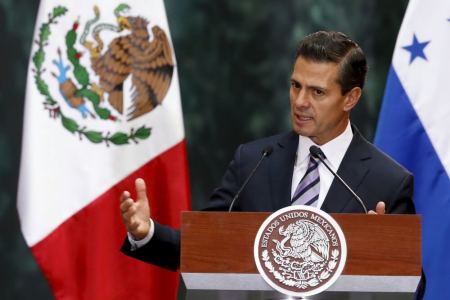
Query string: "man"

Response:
xmin=119 ymin=31 xmax=415 ymax=271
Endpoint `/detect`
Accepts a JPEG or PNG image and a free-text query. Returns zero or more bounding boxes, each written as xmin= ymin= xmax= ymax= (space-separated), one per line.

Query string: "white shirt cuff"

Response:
xmin=127 ymin=219 xmax=155 ymax=251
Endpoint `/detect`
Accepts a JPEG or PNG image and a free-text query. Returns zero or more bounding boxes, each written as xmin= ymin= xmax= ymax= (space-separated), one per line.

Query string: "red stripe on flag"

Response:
xmin=31 ymin=140 xmax=191 ymax=299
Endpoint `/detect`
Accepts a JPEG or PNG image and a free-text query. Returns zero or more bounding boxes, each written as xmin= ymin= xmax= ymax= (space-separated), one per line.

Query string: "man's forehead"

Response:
xmin=291 ymin=58 xmax=340 ymax=84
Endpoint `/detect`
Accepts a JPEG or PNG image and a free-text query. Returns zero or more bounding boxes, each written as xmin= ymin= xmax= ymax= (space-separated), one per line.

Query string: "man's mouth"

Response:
xmin=295 ymin=113 xmax=314 ymax=122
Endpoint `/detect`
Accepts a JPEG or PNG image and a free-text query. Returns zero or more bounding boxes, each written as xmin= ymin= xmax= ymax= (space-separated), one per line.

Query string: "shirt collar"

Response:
xmin=296 ymin=121 xmax=353 ymax=169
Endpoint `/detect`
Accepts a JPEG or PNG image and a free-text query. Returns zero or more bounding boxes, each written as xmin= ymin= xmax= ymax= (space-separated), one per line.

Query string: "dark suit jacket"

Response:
xmin=122 ymin=127 xmax=415 ymax=270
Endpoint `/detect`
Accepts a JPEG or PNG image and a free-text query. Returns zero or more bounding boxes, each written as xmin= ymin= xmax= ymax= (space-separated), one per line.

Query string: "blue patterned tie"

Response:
xmin=292 ymin=155 xmax=320 ymax=206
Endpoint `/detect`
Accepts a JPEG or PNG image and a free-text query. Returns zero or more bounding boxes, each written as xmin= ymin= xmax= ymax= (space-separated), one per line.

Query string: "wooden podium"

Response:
xmin=180 ymin=212 xmax=421 ymax=299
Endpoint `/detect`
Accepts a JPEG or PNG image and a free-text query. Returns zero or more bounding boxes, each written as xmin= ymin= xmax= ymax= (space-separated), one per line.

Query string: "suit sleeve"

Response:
xmin=388 ymin=173 xmax=416 ymax=214
xmin=121 ymin=221 xmax=180 ymax=271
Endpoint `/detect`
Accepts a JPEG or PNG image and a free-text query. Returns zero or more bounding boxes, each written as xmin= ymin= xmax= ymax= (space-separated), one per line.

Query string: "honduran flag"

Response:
xmin=17 ymin=1 xmax=190 ymax=299
xmin=375 ymin=0 xmax=450 ymax=298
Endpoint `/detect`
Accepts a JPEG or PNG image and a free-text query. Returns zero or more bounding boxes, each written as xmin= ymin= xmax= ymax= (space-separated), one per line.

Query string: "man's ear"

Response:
xmin=343 ymin=87 xmax=362 ymax=112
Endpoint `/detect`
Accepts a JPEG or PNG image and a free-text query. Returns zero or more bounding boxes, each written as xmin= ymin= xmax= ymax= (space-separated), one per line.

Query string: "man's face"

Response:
xmin=289 ymin=57 xmax=360 ymax=145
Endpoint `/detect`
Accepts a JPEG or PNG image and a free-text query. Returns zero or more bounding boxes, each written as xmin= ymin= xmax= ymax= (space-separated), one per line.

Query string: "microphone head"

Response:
xmin=261 ymin=146 xmax=273 ymax=157
xmin=309 ymin=145 xmax=325 ymax=159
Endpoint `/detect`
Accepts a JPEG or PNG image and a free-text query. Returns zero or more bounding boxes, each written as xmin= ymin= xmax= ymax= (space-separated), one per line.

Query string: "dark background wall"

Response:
xmin=0 ymin=0 xmax=408 ymax=298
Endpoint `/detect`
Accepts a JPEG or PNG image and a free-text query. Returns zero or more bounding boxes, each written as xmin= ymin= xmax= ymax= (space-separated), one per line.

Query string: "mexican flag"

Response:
xmin=17 ymin=1 xmax=190 ymax=299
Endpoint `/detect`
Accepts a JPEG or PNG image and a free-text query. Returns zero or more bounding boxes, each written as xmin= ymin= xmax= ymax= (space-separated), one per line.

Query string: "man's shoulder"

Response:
xmin=238 ymin=131 xmax=297 ymax=153
xmin=354 ymin=132 xmax=412 ymax=177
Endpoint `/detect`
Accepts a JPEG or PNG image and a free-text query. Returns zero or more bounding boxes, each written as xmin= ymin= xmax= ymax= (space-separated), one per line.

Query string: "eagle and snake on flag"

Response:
xmin=54 ymin=4 xmax=174 ymax=121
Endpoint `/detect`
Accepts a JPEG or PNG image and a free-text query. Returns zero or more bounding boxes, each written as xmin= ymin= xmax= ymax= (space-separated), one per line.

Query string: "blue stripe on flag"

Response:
xmin=375 ymin=66 xmax=450 ymax=299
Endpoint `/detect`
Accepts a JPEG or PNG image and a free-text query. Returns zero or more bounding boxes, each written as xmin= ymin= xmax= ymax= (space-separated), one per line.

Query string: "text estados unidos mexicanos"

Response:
xmin=260 ymin=211 xmax=338 ymax=248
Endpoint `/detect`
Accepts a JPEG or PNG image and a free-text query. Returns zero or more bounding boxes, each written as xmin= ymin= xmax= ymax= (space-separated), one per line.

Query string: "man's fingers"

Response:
xmin=376 ymin=201 xmax=386 ymax=214
xmin=120 ymin=198 xmax=134 ymax=214
xmin=122 ymin=205 xmax=137 ymax=218
xmin=368 ymin=201 xmax=386 ymax=215
xmin=122 ymin=210 xmax=134 ymax=222
xmin=122 ymin=207 xmax=141 ymax=229
xmin=135 ymin=178 xmax=148 ymax=203
xmin=120 ymin=191 xmax=131 ymax=203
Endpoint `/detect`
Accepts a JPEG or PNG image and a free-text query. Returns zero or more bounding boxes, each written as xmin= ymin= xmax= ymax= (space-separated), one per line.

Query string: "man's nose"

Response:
xmin=294 ymin=90 xmax=310 ymax=108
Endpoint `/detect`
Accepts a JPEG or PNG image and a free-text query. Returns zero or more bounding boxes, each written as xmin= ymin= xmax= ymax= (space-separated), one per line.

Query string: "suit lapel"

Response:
xmin=321 ymin=128 xmax=371 ymax=213
xmin=269 ymin=131 xmax=298 ymax=210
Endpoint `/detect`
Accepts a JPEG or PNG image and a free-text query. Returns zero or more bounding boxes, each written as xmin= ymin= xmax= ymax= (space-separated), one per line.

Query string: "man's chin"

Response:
xmin=292 ymin=119 xmax=316 ymax=134
xmin=293 ymin=126 xmax=313 ymax=137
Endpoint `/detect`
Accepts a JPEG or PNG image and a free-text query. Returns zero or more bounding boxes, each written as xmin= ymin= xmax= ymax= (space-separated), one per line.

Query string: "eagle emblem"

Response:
xmin=254 ymin=206 xmax=347 ymax=297
xmin=274 ymin=220 xmax=329 ymax=268
xmin=31 ymin=4 xmax=175 ymax=145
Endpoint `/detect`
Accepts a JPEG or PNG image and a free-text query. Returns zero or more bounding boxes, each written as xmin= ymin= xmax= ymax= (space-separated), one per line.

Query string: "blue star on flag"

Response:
xmin=402 ymin=34 xmax=430 ymax=64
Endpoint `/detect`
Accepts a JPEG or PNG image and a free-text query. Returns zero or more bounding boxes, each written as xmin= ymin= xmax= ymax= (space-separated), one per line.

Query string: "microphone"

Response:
xmin=309 ymin=145 xmax=368 ymax=214
xmin=228 ymin=146 xmax=273 ymax=212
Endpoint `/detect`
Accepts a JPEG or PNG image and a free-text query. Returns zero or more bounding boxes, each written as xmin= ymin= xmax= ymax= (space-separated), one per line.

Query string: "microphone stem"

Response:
xmin=315 ymin=156 xmax=368 ymax=214
xmin=228 ymin=152 xmax=268 ymax=212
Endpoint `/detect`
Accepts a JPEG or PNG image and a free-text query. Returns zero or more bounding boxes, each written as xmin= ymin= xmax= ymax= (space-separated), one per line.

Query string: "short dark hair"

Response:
xmin=295 ymin=31 xmax=367 ymax=95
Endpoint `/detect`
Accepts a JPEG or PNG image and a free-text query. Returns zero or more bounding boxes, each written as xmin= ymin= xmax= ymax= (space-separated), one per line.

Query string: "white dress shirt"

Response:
xmin=291 ymin=121 xmax=353 ymax=209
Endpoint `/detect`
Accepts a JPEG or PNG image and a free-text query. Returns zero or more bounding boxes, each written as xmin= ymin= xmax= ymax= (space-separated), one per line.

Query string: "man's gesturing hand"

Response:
xmin=120 ymin=178 xmax=151 ymax=240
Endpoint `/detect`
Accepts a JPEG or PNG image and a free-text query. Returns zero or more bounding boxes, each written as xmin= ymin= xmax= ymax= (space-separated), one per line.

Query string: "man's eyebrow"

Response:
xmin=306 ymin=84 xmax=327 ymax=91
xmin=289 ymin=79 xmax=327 ymax=91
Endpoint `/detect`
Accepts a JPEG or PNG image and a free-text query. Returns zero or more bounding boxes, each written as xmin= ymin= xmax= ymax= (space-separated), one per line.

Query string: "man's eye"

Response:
xmin=291 ymin=81 xmax=300 ymax=89
xmin=314 ymin=89 xmax=324 ymax=96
